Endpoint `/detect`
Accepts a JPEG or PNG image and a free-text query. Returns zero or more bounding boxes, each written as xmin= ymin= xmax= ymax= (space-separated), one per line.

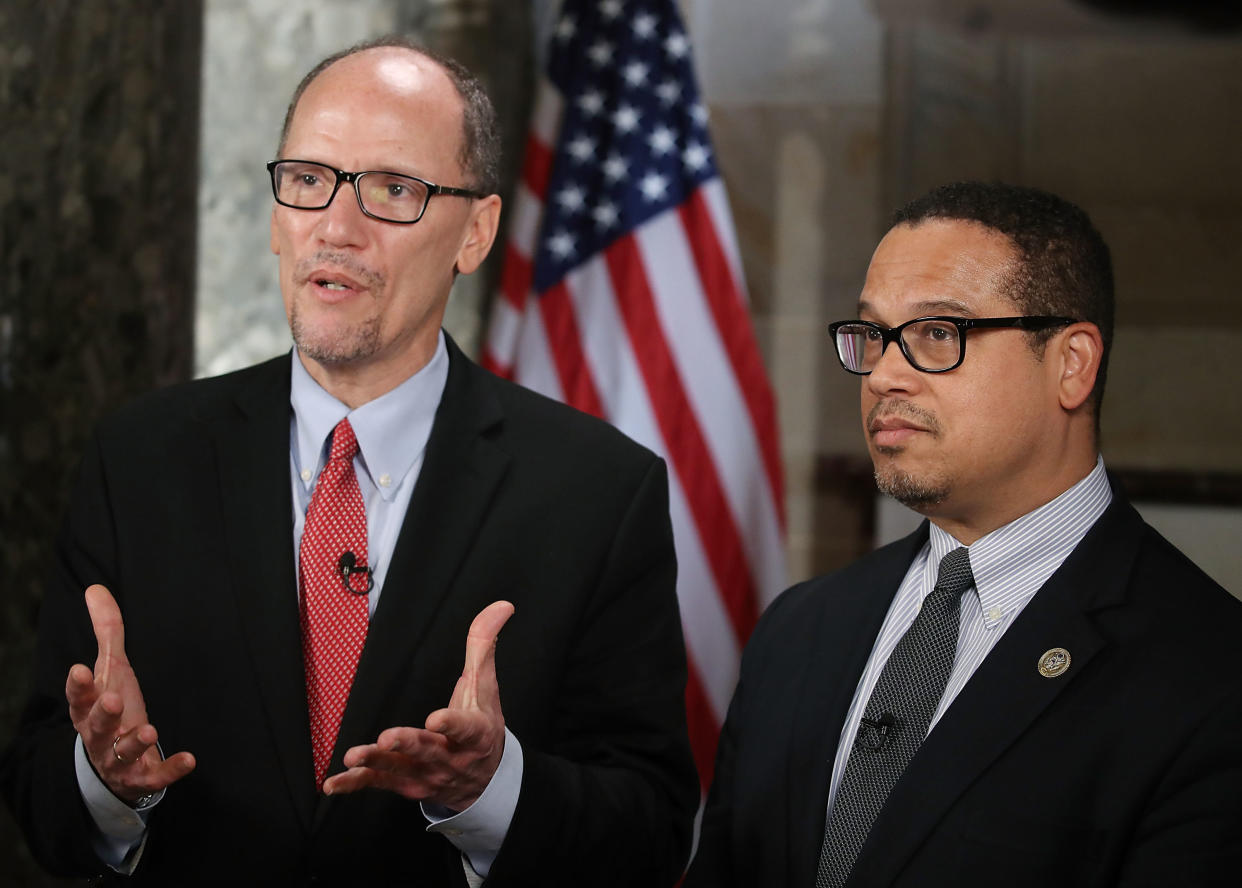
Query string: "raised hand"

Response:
xmin=65 ymin=584 xmax=196 ymax=804
xmin=324 ymin=600 xmax=514 ymax=811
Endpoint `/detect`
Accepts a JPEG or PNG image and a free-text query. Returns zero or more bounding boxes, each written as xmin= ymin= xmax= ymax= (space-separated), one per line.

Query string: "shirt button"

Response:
xmin=986 ymin=606 xmax=1003 ymax=622
xmin=300 ymin=468 xmax=312 ymax=483
xmin=379 ymin=473 xmax=392 ymax=488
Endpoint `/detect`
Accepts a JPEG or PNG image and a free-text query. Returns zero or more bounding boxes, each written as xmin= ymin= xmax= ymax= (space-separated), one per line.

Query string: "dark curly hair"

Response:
xmin=892 ymin=181 xmax=1114 ymax=419
xmin=276 ymin=35 xmax=501 ymax=196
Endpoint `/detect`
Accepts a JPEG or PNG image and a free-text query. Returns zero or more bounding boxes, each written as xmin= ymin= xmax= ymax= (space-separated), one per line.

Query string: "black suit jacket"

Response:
xmin=1 ymin=338 xmax=698 ymax=886
xmin=687 ymin=493 xmax=1242 ymax=887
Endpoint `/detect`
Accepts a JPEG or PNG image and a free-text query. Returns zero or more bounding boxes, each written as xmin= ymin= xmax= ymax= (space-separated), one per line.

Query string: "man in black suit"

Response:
xmin=686 ymin=181 xmax=1242 ymax=886
xmin=1 ymin=37 xmax=697 ymax=885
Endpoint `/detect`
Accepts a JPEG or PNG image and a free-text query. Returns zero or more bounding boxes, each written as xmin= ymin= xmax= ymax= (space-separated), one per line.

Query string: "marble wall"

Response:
xmin=195 ymin=0 xmax=536 ymax=377
xmin=196 ymin=0 xmax=410 ymax=377
xmin=1 ymin=4 xmax=203 ymax=883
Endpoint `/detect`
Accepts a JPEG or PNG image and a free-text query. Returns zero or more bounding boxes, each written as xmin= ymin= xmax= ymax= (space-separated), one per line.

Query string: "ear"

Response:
xmin=1055 ymin=322 xmax=1103 ymax=411
xmin=454 ymin=194 xmax=502 ymax=276
xmin=270 ymin=206 xmax=281 ymax=256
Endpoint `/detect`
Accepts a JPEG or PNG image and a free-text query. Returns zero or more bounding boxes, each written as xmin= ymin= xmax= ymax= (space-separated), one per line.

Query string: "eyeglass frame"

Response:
xmin=266 ymin=159 xmax=487 ymax=224
xmin=827 ymin=315 xmax=1079 ymax=375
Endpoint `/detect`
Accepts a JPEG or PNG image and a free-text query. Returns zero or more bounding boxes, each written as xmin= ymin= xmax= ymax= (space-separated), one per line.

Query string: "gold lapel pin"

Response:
xmin=1037 ymin=647 xmax=1071 ymax=678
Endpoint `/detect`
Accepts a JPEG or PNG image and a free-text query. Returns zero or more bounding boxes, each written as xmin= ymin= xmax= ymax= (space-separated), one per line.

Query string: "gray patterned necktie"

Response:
xmin=815 ymin=546 xmax=975 ymax=887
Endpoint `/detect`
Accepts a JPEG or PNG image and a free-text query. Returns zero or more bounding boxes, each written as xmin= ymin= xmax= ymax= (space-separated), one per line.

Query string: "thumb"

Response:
xmin=451 ymin=601 xmax=515 ymax=711
xmin=85 ymin=584 xmax=126 ymax=687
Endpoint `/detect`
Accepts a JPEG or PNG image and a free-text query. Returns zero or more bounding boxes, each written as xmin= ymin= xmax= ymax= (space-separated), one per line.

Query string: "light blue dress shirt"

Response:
xmin=76 ymin=332 xmax=522 ymax=881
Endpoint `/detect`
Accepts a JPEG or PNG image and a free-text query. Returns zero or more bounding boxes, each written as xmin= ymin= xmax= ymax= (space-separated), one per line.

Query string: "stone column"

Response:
xmin=0 ymin=3 xmax=202 ymax=883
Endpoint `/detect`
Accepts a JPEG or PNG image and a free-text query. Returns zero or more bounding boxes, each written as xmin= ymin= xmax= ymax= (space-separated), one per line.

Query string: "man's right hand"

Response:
xmin=66 ymin=584 xmax=195 ymax=805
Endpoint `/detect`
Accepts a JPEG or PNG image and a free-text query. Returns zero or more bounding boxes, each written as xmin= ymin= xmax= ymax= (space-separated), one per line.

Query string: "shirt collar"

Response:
xmin=928 ymin=456 xmax=1112 ymax=628
xmin=289 ymin=331 xmax=450 ymax=501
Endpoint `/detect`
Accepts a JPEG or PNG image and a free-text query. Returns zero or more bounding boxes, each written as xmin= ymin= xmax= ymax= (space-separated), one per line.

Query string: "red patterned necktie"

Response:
xmin=299 ymin=417 xmax=370 ymax=790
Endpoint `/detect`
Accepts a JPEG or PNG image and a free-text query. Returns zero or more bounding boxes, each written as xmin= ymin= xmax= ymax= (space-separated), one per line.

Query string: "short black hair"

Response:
xmin=892 ymin=181 xmax=1115 ymax=418
xmin=276 ymin=35 xmax=501 ymax=195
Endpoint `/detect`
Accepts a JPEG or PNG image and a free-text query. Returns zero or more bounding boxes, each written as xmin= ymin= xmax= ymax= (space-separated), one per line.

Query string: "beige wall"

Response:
xmin=692 ymin=0 xmax=1242 ymax=586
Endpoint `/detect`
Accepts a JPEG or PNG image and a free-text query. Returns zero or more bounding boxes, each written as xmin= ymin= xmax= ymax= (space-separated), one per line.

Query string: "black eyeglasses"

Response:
xmin=828 ymin=315 xmax=1077 ymax=375
xmin=267 ymin=159 xmax=485 ymax=224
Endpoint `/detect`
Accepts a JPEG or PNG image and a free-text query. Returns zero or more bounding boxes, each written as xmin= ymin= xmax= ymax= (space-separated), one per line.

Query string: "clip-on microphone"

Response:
xmin=337 ymin=551 xmax=374 ymax=595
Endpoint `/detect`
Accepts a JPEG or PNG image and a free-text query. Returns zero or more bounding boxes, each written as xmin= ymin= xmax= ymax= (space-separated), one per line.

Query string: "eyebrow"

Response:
xmin=284 ymin=157 xmax=428 ymax=180
xmin=857 ymin=298 xmax=977 ymax=318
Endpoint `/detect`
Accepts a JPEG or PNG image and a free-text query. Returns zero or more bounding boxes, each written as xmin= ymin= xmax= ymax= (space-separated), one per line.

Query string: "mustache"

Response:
xmin=294 ymin=250 xmax=384 ymax=290
xmin=866 ymin=399 xmax=942 ymax=436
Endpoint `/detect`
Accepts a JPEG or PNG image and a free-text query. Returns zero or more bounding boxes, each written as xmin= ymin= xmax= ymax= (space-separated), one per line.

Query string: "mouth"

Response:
xmin=870 ymin=417 xmax=928 ymax=434
xmin=304 ymin=268 xmax=368 ymax=303
xmin=291 ymin=251 xmax=384 ymax=307
xmin=309 ymin=270 xmax=363 ymax=290
xmin=871 ymin=426 xmax=924 ymax=449
xmin=867 ymin=402 xmax=938 ymax=450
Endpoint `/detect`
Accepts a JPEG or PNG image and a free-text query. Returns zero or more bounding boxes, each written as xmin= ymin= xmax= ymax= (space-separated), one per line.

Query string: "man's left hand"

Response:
xmin=323 ymin=600 xmax=514 ymax=811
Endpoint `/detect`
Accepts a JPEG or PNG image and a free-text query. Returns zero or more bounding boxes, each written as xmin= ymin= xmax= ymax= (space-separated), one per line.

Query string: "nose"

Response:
xmin=314 ymin=180 xmax=371 ymax=248
xmin=865 ymin=336 xmax=920 ymax=398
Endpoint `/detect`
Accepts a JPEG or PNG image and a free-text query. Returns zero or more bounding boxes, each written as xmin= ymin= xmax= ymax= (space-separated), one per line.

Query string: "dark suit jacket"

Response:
xmin=1 ymin=338 xmax=698 ymax=886
xmin=686 ymin=492 xmax=1242 ymax=887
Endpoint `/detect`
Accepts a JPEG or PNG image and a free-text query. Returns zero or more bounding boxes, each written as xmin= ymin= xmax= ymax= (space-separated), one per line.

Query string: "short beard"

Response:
xmin=874 ymin=465 xmax=950 ymax=510
xmin=867 ymin=398 xmax=949 ymax=510
xmin=288 ymin=250 xmax=384 ymax=365
xmin=290 ymin=305 xmax=382 ymax=365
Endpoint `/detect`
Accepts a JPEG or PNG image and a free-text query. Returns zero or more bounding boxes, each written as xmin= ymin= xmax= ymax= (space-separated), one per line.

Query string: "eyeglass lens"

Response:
xmin=835 ymin=319 xmax=962 ymax=373
xmin=272 ymin=161 xmax=430 ymax=223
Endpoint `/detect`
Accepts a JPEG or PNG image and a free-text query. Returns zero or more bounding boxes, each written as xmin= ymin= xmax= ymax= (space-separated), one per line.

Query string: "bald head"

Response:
xmin=277 ymin=37 xmax=501 ymax=195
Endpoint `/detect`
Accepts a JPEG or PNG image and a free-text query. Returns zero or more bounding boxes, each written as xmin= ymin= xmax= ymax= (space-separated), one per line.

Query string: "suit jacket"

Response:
xmin=686 ymin=492 xmax=1242 ymax=887
xmin=1 ymin=338 xmax=698 ymax=886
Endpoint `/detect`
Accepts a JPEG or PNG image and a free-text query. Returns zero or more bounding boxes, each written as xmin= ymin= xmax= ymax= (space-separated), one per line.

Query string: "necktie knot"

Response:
xmin=934 ymin=546 xmax=974 ymax=599
xmin=328 ymin=418 xmax=359 ymax=464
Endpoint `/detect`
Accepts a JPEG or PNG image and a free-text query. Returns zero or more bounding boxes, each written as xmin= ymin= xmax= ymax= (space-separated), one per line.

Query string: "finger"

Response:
xmin=84 ymin=584 xmax=125 ymax=687
xmin=452 ymin=601 xmax=514 ymax=711
xmin=66 ymin=663 xmax=100 ymax=725
xmin=84 ymin=691 xmax=124 ymax=745
xmin=111 ymin=724 xmax=158 ymax=766
xmin=343 ymin=728 xmax=443 ymax=768
xmin=148 ymin=751 xmax=196 ymax=787
xmin=424 ymin=708 xmax=491 ymax=748
xmin=110 ymin=750 xmax=197 ymax=804
xmin=323 ymin=765 xmax=432 ymax=799
xmin=342 ymin=748 xmax=431 ymax=774
xmin=324 ymin=766 xmax=395 ymax=796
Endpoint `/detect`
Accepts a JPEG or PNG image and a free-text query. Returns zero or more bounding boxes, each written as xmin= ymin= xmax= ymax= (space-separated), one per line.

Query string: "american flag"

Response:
xmin=482 ymin=0 xmax=786 ymax=788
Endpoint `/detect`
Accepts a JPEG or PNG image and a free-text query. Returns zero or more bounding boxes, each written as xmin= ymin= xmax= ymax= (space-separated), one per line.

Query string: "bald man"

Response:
xmin=2 ymin=37 xmax=698 ymax=887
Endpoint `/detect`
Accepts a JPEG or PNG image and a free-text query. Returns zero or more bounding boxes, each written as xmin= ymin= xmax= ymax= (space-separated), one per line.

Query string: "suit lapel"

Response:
xmin=850 ymin=499 xmax=1142 ymax=885
xmin=786 ymin=527 xmax=931 ymax=887
xmin=324 ymin=340 xmax=511 ymax=793
xmin=212 ymin=355 xmax=319 ymax=831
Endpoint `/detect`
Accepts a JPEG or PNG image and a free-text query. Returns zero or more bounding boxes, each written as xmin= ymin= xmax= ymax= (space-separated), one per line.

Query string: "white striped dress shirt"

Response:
xmin=825 ymin=456 xmax=1113 ymax=815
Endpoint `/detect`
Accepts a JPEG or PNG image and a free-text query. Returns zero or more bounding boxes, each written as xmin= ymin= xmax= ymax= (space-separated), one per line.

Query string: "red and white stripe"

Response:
xmin=483 ymin=79 xmax=786 ymax=788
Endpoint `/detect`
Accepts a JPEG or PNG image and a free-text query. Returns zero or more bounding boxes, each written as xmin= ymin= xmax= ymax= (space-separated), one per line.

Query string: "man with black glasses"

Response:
xmin=2 ymin=38 xmax=697 ymax=886
xmin=687 ymin=181 xmax=1242 ymax=887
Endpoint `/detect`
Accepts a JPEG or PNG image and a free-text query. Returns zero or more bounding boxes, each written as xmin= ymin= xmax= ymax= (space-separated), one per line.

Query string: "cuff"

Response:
xmin=423 ymin=726 xmax=524 ymax=878
xmin=74 ymin=734 xmax=162 ymax=872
